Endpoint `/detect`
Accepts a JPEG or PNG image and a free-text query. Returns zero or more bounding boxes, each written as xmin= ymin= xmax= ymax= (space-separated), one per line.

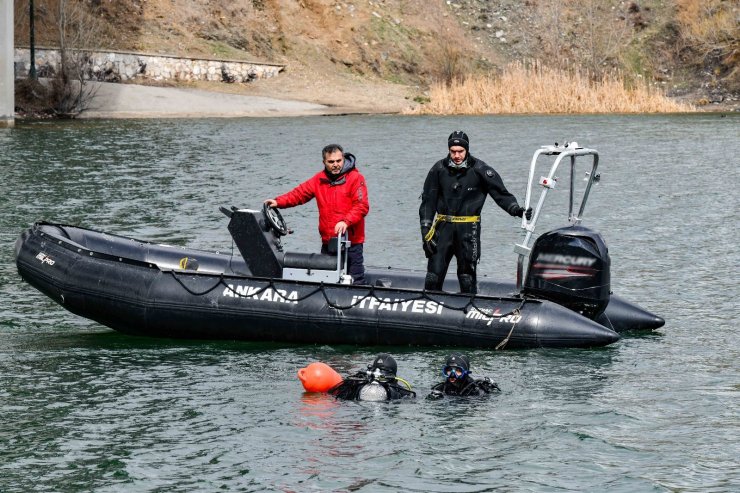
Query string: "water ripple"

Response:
xmin=1 ymin=115 xmax=739 ymax=492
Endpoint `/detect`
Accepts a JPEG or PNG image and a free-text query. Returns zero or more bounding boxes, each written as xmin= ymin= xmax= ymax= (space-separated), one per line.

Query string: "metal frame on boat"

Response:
xmin=516 ymin=142 xmax=600 ymax=289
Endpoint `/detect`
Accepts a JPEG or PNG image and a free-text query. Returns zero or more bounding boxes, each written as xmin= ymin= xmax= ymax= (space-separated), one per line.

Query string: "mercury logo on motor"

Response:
xmin=535 ymin=253 xmax=597 ymax=266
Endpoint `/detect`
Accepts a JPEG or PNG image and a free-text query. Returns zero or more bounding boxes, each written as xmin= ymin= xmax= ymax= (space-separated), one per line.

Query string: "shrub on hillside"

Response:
xmin=675 ymin=0 xmax=739 ymax=91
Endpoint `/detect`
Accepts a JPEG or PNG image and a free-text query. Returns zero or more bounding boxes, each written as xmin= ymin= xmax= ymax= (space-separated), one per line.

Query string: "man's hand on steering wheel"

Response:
xmin=262 ymin=202 xmax=289 ymax=236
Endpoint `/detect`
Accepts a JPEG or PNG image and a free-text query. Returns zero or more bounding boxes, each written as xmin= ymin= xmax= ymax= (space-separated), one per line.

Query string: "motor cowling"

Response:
xmin=524 ymin=225 xmax=610 ymax=319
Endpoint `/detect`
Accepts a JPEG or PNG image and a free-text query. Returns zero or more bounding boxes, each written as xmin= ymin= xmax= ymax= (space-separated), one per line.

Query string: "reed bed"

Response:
xmin=410 ymin=62 xmax=693 ymax=115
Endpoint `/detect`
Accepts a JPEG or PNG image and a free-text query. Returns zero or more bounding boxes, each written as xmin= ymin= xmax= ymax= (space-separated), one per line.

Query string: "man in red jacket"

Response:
xmin=264 ymin=144 xmax=370 ymax=284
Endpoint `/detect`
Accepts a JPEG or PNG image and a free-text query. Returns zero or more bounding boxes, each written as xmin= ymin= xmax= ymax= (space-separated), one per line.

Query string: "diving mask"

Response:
xmin=442 ymin=365 xmax=467 ymax=380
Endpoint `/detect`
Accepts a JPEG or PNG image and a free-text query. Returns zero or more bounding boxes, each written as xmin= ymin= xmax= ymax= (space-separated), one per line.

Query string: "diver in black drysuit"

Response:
xmin=329 ymin=353 xmax=416 ymax=401
xmin=419 ymin=131 xmax=531 ymax=294
xmin=427 ymin=353 xmax=500 ymax=399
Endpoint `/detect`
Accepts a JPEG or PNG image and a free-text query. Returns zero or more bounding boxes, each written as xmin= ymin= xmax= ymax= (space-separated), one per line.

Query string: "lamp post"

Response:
xmin=29 ymin=0 xmax=36 ymax=79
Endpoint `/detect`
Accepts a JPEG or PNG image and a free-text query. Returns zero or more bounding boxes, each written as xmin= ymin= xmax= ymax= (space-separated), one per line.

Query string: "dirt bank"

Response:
xmin=74 ymin=60 xmax=419 ymax=118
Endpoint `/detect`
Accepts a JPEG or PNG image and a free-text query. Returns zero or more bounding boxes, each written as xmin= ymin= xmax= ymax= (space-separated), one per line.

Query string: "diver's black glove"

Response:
xmin=426 ymin=389 xmax=444 ymax=400
xmin=421 ymin=226 xmax=437 ymax=258
xmin=423 ymin=241 xmax=437 ymax=259
xmin=480 ymin=377 xmax=501 ymax=392
xmin=514 ymin=206 xmax=533 ymax=220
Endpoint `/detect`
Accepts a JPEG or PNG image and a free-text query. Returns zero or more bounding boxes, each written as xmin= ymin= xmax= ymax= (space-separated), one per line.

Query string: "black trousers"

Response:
xmin=425 ymin=222 xmax=480 ymax=293
xmin=321 ymin=243 xmax=366 ymax=285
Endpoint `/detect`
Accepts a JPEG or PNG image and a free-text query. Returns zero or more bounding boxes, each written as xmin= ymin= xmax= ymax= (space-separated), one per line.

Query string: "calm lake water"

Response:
xmin=1 ymin=114 xmax=738 ymax=492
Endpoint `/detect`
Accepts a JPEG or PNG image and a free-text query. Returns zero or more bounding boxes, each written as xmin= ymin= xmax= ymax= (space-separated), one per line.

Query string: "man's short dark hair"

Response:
xmin=322 ymin=144 xmax=344 ymax=159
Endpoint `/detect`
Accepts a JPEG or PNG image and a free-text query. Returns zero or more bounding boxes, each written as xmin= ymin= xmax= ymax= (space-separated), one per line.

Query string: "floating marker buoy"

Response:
xmin=298 ymin=362 xmax=343 ymax=392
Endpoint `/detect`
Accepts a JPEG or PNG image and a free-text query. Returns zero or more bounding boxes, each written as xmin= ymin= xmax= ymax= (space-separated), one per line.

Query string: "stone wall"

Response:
xmin=14 ymin=47 xmax=285 ymax=83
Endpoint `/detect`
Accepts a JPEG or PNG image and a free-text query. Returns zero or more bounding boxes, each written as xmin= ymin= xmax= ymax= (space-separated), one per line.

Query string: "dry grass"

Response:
xmin=674 ymin=0 xmax=739 ymax=91
xmin=675 ymin=0 xmax=738 ymax=49
xmin=409 ymin=61 xmax=694 ymax=115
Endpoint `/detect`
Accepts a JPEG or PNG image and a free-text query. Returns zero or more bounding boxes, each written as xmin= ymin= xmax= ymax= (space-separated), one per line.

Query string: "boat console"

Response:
xmin=220 ymin=205 xmax=351 ymax=284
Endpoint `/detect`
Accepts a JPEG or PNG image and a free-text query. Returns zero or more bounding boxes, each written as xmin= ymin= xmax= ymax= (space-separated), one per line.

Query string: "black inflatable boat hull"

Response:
xmin=14 ymin=222 xmax=655 ymax=349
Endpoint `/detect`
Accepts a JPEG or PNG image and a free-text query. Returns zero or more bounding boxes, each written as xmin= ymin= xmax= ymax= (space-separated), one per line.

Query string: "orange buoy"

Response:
xmin=298 ymin=362 xmax=343 ymax=393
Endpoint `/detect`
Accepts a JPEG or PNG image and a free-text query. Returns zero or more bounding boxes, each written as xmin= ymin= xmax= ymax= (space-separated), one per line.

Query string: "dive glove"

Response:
xmin=514 ymin=206 xmax=533 ymax=220
xmin=426 ymin=389 xmax=444 ymax=400
xmin=480 ymin=377 xmax=501 ymax=392
xmin=421 ymin=226 xmax=437 ymax=258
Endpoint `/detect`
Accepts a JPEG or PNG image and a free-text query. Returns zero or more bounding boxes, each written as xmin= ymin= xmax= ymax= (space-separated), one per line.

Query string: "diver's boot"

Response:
xmin=459 ymin=274 xmax=477 ymax=294
xmin=424 ymin=272 xmax=441 ymax=291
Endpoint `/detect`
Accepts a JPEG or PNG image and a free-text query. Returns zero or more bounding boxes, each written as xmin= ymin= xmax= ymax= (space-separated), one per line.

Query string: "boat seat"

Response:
xmin=283 ymin=252 xmax=338 ymax=271
xmin=281 ymin=237 xmax=350 ymax=283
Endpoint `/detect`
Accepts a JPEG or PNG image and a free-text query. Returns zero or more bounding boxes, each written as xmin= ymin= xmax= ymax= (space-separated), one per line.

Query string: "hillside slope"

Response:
xmin=13 ymin=0 xmax=739 ymax=111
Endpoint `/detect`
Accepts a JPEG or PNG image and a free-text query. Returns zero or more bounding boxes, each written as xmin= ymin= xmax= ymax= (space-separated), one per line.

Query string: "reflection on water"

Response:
xmin=1 ymin=114 xmax=738 ymax=491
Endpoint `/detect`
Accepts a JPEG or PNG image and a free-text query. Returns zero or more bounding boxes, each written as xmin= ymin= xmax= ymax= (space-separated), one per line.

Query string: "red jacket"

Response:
xmin=275 ymin=164 xmax=369 ymax=244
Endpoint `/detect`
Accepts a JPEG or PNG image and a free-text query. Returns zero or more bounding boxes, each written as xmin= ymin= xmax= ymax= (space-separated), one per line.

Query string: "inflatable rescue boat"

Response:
xmin=14 ymin=143 xmax=664 ymax=349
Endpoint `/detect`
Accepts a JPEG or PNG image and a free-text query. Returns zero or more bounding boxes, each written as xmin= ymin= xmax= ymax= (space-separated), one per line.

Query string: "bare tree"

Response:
xmin=536 ymin=0 xmax=567 ymax=63
xmin=15 ymin=0 xmax=102 ymax=117
xmin=48 ymin=0 xmax=102 ymax=116
xmin=533 ymin=0 xmax=633 ymax=76
xmin=581 ymin=0 xmax=632 ymax=72
xmin=430 ymin=2 xmax=471 ymax=86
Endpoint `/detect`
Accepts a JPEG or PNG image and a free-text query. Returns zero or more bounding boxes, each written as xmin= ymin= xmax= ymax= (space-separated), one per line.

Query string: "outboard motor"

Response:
xmin=524 ymin=225 xmax=610 ymax=319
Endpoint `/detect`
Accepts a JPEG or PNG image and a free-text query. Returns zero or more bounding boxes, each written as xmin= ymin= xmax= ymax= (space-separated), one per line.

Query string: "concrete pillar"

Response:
xmin=0 ymin=0 xmax=15 ymax=128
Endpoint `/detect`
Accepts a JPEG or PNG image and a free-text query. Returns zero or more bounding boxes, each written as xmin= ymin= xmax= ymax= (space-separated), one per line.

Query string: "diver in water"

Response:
xmin=427 ymin=353 xmax=499 ymax=399
xmin=329 ymin=353 xmax=416 ymax=401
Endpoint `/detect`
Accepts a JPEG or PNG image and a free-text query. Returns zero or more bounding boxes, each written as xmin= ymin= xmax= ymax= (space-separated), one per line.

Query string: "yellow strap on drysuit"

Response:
xmin=423 ymin=214 xmax=481 ymax=242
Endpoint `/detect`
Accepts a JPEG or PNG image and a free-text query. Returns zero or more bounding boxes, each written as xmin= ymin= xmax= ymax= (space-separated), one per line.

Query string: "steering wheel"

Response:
xmin=263 ymin=203 xmax=289 ymax=236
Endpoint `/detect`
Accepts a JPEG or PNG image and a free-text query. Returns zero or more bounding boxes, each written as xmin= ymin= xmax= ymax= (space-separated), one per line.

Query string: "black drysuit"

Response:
xmin=419 ymin=154 xmax=522 ymax=293
xmin=430 ymin=375 xmax=500 ymax=397
xmin=329 ymin=372 xmax=416 ymax=400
